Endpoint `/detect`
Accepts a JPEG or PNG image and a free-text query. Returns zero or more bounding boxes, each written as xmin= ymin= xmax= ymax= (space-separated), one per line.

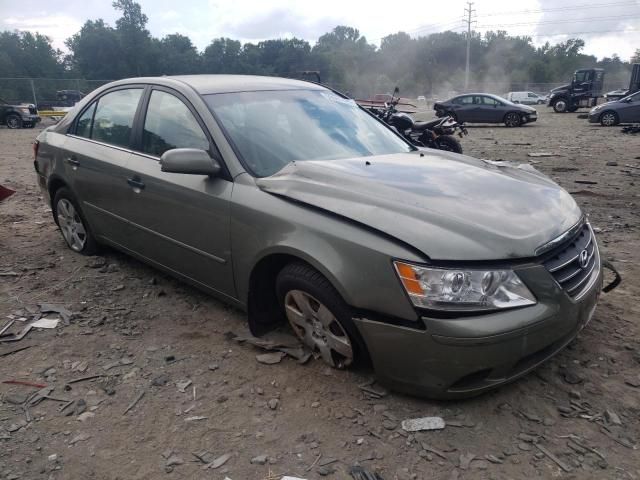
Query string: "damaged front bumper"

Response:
xmin=354 ymin=250 xmax=603 ymax=399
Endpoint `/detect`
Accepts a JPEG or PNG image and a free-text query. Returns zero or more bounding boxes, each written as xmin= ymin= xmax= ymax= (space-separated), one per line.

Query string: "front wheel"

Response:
xmin=5 ymin=114 xmax=22 ymax=129
xmin=52 ymin=188 xmax=98 ymax=255
xmin=553 ymin=99 xmax=568 ymax=113
xmin=434 ymin=135 xmax=463 ymax=154
xmin=504 ymin=112 xmax=522 ymax=127
xmin=276 ymin=262 xmax=367 ymax=369
xmin=600 ymin=111 xmax=619 ymax=126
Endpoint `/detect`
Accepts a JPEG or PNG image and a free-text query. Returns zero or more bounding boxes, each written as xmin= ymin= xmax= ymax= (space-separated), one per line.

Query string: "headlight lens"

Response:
xmin=19 ymin=107 xmax=30 ymax=114
xmin=394 ymin=261 xmax=536 ymax=311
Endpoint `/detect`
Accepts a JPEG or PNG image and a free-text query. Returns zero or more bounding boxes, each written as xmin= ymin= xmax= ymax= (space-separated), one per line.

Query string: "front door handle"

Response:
xmin=65 ymin=155 xmax=80 ymax=168
xmin=127 ymin=176 xmax=145 ymax=190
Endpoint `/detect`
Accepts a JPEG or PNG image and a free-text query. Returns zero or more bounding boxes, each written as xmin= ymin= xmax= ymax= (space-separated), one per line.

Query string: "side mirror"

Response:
xmin=160 ymin=148 xmax=221 ymax=176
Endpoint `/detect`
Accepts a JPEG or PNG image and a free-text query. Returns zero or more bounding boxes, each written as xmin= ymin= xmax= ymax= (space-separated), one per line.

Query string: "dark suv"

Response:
xmin=0 ymin=98 xmax=41 ymax=129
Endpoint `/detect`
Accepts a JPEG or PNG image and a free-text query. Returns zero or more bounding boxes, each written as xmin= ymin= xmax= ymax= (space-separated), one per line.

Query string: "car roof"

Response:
xmin=168 ymin=75 xmax=325 ymax=95
xmin=452 ymin=93 xmax=507 ymax=101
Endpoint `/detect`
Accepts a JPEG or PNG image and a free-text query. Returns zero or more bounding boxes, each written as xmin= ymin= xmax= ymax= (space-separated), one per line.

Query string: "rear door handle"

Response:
xmin=127 ymin=176 xmax=145 ymax=190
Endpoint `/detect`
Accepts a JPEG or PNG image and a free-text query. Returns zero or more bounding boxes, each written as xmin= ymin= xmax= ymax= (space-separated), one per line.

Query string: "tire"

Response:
xmin=52 ymin=187 xmax=98 ymax=255
xmin=553 ymin=99 xmax=568 ymax=113
xmin=434 ymin=135 xmax=463 ymax=154
xmin=600 ymin=111 xmax=619 ymax=126
xmin=537 ymin=100 xmax=545 ymax=105
xmin=5 ymin=114 xmax=22 ymax=129
xmin=276 ymin=262 xmax=368 ymax=369
xmin=504 ymin=112 xmax=522 ymax=127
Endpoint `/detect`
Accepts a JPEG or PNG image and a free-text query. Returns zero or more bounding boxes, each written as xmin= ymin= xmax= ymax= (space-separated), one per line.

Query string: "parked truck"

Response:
xmin=603 ymin=63 xmax=640 ymax=101
xmin=548 ymin=68 xmax=604 ymax=113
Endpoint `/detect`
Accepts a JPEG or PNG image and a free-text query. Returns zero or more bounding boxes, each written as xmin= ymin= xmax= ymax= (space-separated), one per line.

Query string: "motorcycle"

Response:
xmin=365 ymin=88 xmax=467 ymax=154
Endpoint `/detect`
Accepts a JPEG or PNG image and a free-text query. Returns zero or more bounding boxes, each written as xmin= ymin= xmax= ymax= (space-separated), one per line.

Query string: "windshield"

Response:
xmin=205 ymin=89 xmax=413 ymax=177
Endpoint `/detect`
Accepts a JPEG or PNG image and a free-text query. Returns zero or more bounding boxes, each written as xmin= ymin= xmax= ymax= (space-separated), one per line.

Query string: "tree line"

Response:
xmin=1 ymin=0 xmax=639 ymax=102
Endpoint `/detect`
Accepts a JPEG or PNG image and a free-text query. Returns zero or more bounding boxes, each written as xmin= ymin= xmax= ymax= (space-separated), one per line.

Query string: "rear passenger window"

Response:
xmin=142 ymin=90 xmax=210 ymax=157
xmin=75 ymin=102 xmax=96 ymax=138
xmin=91 ymin=89 xmax=143 ymax=148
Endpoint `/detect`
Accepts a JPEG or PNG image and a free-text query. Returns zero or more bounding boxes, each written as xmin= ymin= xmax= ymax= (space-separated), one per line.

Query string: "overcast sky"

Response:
xmin=1 ymin=0 xmax=639 ymax=60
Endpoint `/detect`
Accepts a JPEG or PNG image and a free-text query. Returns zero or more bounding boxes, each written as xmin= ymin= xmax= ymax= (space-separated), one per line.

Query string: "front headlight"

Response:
xmin=19 ymin=107 xmax=30 ymax=114
xmin=394 ymin=261 xmax=536 ymax=311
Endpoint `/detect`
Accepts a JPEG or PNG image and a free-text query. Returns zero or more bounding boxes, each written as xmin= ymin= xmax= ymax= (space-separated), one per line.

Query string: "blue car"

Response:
xmin=589 ymin=91 xmax=640 ymax=126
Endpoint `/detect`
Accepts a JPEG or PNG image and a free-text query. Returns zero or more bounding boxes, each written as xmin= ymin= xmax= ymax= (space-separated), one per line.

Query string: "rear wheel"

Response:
xmin=553 ymin=99 xmax=568 ymax=113
xmin=5 ymin=114 xmax=22 ymax=129
xmin=276 ymin=262 xmax=367 ymax=369
xmin=504 ymin=112 xmax=522 ymax=127
xmin=52 ymin=188 xmax=98 ymax=255
xmin=434 ymin=135 xmax=463 ymax=154
xmin=600 ymin=111 xmax=619 ymax=126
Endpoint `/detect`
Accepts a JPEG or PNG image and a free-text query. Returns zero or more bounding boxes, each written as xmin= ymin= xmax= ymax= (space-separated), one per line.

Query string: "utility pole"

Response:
xmin=464 ymin=1 xmax=476 ymax=91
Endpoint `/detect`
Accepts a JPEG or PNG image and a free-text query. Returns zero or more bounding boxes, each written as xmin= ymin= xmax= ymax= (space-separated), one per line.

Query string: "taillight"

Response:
xmin=33 ymin=140 xmax=39 ymax=160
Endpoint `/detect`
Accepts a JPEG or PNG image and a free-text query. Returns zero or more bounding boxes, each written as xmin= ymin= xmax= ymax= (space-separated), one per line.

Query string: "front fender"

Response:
xmin=230 ymin=177 xmax=426 ymax=323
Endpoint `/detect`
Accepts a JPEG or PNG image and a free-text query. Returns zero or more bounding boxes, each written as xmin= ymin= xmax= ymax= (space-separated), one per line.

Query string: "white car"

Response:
xmin=506 ymin=91 xmax=546 ymax=105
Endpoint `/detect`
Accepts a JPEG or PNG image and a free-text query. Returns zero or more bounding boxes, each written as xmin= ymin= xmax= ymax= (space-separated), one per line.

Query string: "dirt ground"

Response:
xmin=1 ymin=109 xmax=639 ymax=480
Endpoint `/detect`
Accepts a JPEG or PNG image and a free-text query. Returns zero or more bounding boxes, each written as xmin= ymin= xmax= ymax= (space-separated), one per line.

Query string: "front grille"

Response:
xmin=542 ymin=223 xmax=597 ymax=298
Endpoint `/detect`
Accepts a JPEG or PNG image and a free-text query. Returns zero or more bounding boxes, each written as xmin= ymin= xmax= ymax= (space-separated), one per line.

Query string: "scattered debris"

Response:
xmin=574 ymin=180 xmax=598 ymax=185
xmin=30 ymin=318 xmax=59 ymax=329
xmin=251 ymin=454 xmax=269 ymax=465
xmin=535 ymin=444 xmax=572 ymax=473
xmin=184 ymin=416 xmax=207 ymax=422
xmin=209 ymin=453 xmax=232 ymax=469
xmin=151 ymin=374 xmax=169 ymax=386
xmin=256 ymin=352 xmax=286 ymax=365
xmin=350 ymin=466 xmax=384 ymax=480
xmin=176 ymin=379 xmax=192 ymax=392
xmin=3 ymin=378 xmax=46 ymax=389
xmin=232 ymin=332 xmax=312 ymax=364
xmin=123 ymin=390 xmax=145 ymax=415
xmin=69 ymin=433 xmax=91 ymax=445
xmin=0 ymin=345 xmax=34 ymax=357
xmin=527 ymin=152 xmax=562 ymax=157
xmin=39 ymin=303 xmax=74 ymax=323
xmin=401 ymin=416 xmax=445 ymax=432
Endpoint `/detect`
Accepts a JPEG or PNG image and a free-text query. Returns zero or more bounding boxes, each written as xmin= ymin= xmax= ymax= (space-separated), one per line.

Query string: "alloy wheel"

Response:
xmin=56 ymin=198 xmax=87 ymax=252
xmin=284 ymin=289 xmax=353 ymax=368
xmin=505 ymin=113 xmax=521 ymax=127
xmin=6 ymin=115 xmax=20 ymax=129
xmin=601 ymin=112 xmax=617 ymax=126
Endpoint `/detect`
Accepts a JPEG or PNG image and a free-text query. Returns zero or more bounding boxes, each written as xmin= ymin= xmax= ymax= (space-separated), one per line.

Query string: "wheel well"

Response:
xmin=247 ymin=253 xmax=310 ymax=335
xmin=47 ymin=177 xmax=67 ymax=221
xmin=600 ymin=110 xmax=617 ymax=119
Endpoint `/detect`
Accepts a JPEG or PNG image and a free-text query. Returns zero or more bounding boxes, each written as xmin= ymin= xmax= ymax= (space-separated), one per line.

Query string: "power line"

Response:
xmin=476 ymin=1 xmax=638 ymax=18
xmin=477 ymin=14 xmax=639 ymax=28
xmin=526 ymin=27 xmax=640 ymax=37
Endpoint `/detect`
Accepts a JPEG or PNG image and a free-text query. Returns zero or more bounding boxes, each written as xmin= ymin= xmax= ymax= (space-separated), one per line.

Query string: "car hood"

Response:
xmin=256 ymin=151 xmax=582 ymax=261
xmin=550 ymin=84 xmax=570 ymax=94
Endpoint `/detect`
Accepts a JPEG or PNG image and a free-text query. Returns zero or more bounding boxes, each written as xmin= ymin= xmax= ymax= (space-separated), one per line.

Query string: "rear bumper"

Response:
xmin=354 ymin=253 xmax=602 ymax=399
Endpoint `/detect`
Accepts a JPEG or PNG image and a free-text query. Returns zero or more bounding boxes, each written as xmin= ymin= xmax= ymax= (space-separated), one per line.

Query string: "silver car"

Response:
xmin=35 ymin=75 xmax=603 ymax=398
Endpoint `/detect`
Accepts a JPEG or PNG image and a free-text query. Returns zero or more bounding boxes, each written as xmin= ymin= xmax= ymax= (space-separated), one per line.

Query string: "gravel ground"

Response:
xmin=1 ymin=109 xmax=639 ymax=480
